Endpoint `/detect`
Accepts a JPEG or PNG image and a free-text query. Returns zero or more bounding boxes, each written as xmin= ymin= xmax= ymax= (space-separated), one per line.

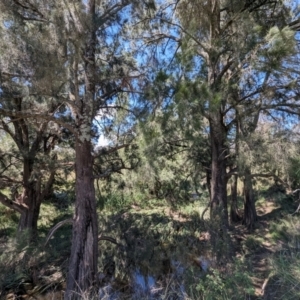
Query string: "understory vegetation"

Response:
xmin=1 ymin=0 xmax=300 ymax=299
xmin=1 ymin=184 xmax=300 ymax=299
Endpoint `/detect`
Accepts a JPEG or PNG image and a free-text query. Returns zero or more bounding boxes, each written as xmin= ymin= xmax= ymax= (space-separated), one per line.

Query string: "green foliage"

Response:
xmin=155 ymin=70 xmax=169 ymax=83
xmin=268 ymin=250 xmax=300 ymax=299
xmin=242 ymin=236 xmax=264 ymax=254
xmin=0 ymin=234 xmax=68 ymax=298
xmin=266 ymin=216 xmax=300 ymax=299
xmin=96 ymin=200 xmax=211 ymax=295
xmin=189 ymin=261 xmax=254 ymax=300
xmin=266 ymin=26 xmax=296 ymax=57
xmin=0 ymin=0 xmax=300 ymax=297
xmin=98 ymin=192 xmax=131 ymax=211
xmin=0 ymin=203 xmax=18 ymax=236
xmin=50 ymin=180 xmax=75 ymax=210
xmin=1 ymin=184 xmax=297 ymax=299
xmin=270 ymin=215 xmax=300 ymax=245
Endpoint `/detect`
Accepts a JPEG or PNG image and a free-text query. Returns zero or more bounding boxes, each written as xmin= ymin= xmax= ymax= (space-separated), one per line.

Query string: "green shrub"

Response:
xmin=188 ymin=261 xmax=254 ymax=300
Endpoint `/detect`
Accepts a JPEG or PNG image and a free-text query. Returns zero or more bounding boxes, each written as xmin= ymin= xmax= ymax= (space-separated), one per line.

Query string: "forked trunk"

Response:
xmin=243 ymin=168 xmax=257 ymax=230
xmin=65 ymin=139 xmax=98 ymax=300
xmin=17 ymin=158 xmax=41 ymax=240
xmin=230 ymin=175 xmax=241 ymax=223
xmin=18 ymin=181 xmax=42 ymax=239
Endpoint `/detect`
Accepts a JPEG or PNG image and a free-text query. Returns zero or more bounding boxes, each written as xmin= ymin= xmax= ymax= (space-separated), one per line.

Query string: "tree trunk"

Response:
xmin=17 ymin=181 xmax=41 ymax=239
xmin=243 ymin=168 xmax=257 ymax=230
xmin=65 ymin=1 xmax=98 ymax=297
xmin=230 ymin=175 xmax=241 ymax=223
xmin=207 ymin=0 xmax=228 ymax=226
xmin=209 ymin=113 xmax=228 ymax=226
xmin=206 ymin=166 xmax=212 ymax=200
xmin=209 ymin=112 xmax=231 ymax=260
xmin=16 ymin=157 xmax=41 ymax=240
xmin=64 ymin=139 xmax=98 ymax=300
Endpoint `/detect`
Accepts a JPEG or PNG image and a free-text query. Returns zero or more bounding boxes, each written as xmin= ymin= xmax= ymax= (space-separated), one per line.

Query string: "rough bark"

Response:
xmin=16 ymin=156 xmax=36 ymax=234
xmin=0 ymin=171 xmax=55 ymax=241
xmin=17 ymin=168 xmax=55 ymax=238
xmin=242 ymin=167 xmax=257 ymax=230
xmin=206 ymin=166 xmax=212 ymax=200
xmin=65 ymin=1 xmax=98 ymax=297
xmin=209 ymin=112 xmax=229 ymax=227
xmin=237 ymin=106 xmax=259 ymax=229
xmin=64 ymin=139 xmax=98 ymax=300
xmin=17 ymin=182 xmax=41 ymax=237
xmin=209 ymin=112 xmax=231 ymax=261
xmin=205 ymin=0 xmax=229 ymax=228
xmin=230 ymin=174 xmax=242 ymax=223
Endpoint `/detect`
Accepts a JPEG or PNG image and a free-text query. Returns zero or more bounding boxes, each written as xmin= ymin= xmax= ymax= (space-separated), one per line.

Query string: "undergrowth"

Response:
xmin=265 ymin=216 xmax=300 ymax=299
xmin=3 ymin=186 xmax=299 ymax=299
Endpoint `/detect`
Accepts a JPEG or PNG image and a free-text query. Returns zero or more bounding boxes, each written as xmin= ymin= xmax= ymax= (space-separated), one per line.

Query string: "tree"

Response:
xmin=147 ymin=0 xmax=298 ymax=234
xmin=1 ymin=0 xmax=153 ymax=298
xmin=61 ymin=2 xmax=150 ymax=296
xmin=232 ymin=21 xmax=299 ymax=228
xmin=0 ymin=97 xmax=59 ymax=239
xmin=1 ymin=0 xmax=300 ymax=295
xmin=0 ymin=3 xmax=69 ymax=239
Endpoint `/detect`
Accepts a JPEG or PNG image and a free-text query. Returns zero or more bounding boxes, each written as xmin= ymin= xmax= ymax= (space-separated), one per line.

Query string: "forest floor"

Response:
xmin=233 ymin=190 xmax=300 ymax=300
xmin=0 ymin=187 xmax=300 ymax=299
xmin=233 ymin=201 xmax=281 ymax=298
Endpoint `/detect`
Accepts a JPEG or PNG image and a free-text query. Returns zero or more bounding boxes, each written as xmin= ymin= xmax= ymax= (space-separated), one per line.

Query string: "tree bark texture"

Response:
xmin=230 ymin=175 xmax=241 ymax=223
xmin=18 ymin=182 xmax=41 ymax=237
xmin=209 ymin=112 xmax=232 ymax=260
xmin=65 ymin=139 xmax=98 ymax=300
xmin=243 ymin=167 xmax=257 ymax=230
xmin=65 ymin=1 xmax=98 ymax=297
xmin=206 ymin=0 xmax=229 ymax=228
xmin=209 ymin=112 xmax=229 ymax=226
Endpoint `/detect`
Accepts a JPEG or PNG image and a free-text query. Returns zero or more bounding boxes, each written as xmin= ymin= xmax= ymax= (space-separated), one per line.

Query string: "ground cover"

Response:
xmin=0 ymin=187 xmax=299 ymax=299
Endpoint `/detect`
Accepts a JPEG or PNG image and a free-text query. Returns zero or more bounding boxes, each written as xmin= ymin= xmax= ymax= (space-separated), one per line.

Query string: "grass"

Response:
xmin=267 ymin=249 xmax=300 ymax=300
xmin=263 ymin=216 xmax=300 ymax=299
xmin=1 ymin=185 xmax=300 ymax=299
xmin=0 ymin=198 xmax=70 ymax=300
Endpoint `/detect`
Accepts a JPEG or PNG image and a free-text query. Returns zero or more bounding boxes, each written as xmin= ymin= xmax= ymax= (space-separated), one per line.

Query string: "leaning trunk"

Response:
xmin=243 ymin=167 xmax=257 ymax=230
xmin=65 ymin=139 xmax=98 ymax=299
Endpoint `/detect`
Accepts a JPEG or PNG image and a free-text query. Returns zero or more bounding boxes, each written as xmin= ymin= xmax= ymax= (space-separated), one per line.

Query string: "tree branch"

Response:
xmin=0 ymin=109 xmax=77 ymax=136
xmin=44 ymin=218 xmax=124 ymax=248
xmin=95 ymin=143 xmax=131 ymax=155
xmin=0 ymin=191 xmax=26 ymax=214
